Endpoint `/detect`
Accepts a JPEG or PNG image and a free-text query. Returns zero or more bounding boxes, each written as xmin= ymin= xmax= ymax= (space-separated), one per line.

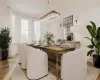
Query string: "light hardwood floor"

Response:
xmin=0 ymin=56 xmax=57 ymax=80
xmin=0 ymin=56 xmax=18 ymax=80
xmin=0 ymin=56 xmax=100 ymax=80
xmin=88 ymin=62 xmax=100 ymax=80
xmin=97 ymin=74 xmax=100 ymax=80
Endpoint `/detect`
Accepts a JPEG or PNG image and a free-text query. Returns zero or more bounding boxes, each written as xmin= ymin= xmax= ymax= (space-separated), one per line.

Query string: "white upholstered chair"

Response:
xmin=18 ymin=43 xmax=21 ymax=64
xmin=27 ymin=46 xmax=48 ymax=80
xmin=61 ymin=47 xmax=89 ymax=80
xmin=18 ymin=44 xmax=27 ymax=69
xmin=9 ymin=43 xmax=18 ymax=58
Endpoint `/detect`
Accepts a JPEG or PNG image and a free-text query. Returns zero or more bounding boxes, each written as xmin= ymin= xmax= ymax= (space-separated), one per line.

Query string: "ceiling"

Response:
xmin=7 ymin=0 xmax=50 ymax=17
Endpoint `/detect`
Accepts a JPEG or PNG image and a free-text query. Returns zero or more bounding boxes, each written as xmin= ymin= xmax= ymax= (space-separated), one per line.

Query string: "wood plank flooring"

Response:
xmin=97 ymin=74 xmax=100 ymax=80
xmin=88 ymin=62 xmax=100 ymax=80
xmin=0 ymin=56 xmax=100 ymax=80
xmin=0 ymin=56 xmax=18 ymax=80
xmin=0 ymin=60 xmax=9 ymax=80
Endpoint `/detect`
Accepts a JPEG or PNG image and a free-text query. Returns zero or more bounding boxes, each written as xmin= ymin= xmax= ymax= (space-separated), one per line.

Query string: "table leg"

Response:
xmin=56 ymin=54 xmax=59 ymax=80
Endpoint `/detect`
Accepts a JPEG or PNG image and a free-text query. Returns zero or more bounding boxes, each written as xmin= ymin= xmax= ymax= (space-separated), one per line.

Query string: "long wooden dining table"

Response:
xmin=28 ymin=44 xmax=75 ymax=80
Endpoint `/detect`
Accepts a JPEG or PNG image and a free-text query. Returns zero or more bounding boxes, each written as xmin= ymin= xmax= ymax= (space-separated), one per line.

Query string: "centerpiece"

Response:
xmin=44 ymin=32 xmax=54 ymax=45
xmin=56 ymin=39 xmax=66 ymax=45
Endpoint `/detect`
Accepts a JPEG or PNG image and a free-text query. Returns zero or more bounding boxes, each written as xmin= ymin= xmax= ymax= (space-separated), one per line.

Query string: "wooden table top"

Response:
xmin=29 ymin=44 xmax=75 ymax=55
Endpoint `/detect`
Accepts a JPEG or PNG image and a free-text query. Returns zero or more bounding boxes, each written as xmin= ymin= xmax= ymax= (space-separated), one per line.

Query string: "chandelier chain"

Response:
xmin=48 ymin=0 xmax=49 ymax=4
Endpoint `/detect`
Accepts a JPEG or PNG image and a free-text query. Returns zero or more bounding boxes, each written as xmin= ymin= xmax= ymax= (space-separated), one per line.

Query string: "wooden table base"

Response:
xmin=56 ymin=54 xmax=59 ymax=80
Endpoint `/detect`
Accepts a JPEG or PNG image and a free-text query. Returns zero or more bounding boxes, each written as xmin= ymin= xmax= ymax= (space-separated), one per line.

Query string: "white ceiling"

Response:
xmin=7 ymin=0 xmax=50 ymax=17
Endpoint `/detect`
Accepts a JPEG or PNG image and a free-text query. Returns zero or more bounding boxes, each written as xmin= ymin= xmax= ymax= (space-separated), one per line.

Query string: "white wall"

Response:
xmin=0 ymin=0 xmax=9 ymax=28
xmin=41 ymin=19 xmax=64 ymax=42
xmin=49 ymin=0 xmax=100 ymax=47
xmin=0 ymin=0 xmax=9 ymax=59
xmin=41 ymin=22 xmax=48 ymax=41
xmin=1 ymin=0 xmax=100 ymax=45
xmin=47 ymin=20 xmax=64 ymax=41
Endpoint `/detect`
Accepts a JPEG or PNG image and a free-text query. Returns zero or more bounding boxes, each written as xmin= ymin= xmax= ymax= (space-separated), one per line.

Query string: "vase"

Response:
xmin=1 ymin=49 xmax=8 ymax=60
xmin=47 ymin=40 xmax=50 ymax=46
xmin=93 ymin=55 xmax=100 ymax=68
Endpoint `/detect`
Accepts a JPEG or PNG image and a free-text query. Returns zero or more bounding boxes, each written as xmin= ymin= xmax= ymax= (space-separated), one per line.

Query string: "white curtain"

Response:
xmin=9 ymin=9 xmax=21 ymax=43
xmin=8 ymin=7 xmax=36 ymax=44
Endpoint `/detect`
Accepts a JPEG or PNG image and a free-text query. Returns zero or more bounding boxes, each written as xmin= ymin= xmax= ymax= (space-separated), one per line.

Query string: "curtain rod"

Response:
xmin=7 ymin=6 xmax=39 ymax=19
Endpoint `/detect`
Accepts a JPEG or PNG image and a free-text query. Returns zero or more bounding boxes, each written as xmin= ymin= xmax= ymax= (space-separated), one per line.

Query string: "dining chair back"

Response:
xmin=27 ymin=46 xmax=48 ymax=79
xmin=61 ymin=47 xmax=89 ymax=80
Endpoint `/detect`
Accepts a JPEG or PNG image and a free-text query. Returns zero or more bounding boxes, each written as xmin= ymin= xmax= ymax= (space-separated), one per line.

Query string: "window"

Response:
xmin=21 ymin=19 xmax=28 ymax=43
xmin=34 ymin=21 xmax=41 ymax=41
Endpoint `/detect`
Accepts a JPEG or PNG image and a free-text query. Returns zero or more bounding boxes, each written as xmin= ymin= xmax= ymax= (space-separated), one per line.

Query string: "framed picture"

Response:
xmin=63 ymin=15 xmax=73 ymax=39
xmin=63 ymin=15 xmax=73 ymax=27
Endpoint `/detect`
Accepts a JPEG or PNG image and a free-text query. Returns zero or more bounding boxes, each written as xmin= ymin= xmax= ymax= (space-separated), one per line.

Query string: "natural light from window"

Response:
xmin=21 ymin=19 xmax=28 ymax=43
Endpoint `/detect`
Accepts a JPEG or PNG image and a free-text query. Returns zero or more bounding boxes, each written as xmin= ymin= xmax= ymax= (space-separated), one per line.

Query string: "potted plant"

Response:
xmin=44 ymin=32 xmax=54 ymax=45
xmin=56 ymin=39 xmax=66 ymax=45
xmin=56 ymin=39 xmax=63 ymax=45
xmin=85 ymin=21 xmax=100 ymax=68
xmin=0 ymin=27 xmax=12 ymax=60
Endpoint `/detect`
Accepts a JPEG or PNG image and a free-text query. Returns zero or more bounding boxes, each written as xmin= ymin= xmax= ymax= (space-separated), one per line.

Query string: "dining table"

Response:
xmin=28 ymin=44 xmax=75 ymax=80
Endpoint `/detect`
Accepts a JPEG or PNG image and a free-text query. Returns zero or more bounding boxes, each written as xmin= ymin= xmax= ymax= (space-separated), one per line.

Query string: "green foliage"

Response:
xmin=86 ymin=25 xmax=95 ymax=37
xmin=44 ymin=32 xmax=54 ymax=44
xmin=57 ymin=39 xmax=66 ymax=44
xmin=87 ymin=45 xmax=94 ymax=49
xmin=87 ymin=50 xmax=94 ymax=56
xmin=57 ymin=39 xmax=62 ymax=42
xmin=0 ymin=27 xmax=12 ymax=50
xmin=85 ymin=21 xmax=100 ymax=56
xmin=90 ymin=21 xmax=96 ymax=31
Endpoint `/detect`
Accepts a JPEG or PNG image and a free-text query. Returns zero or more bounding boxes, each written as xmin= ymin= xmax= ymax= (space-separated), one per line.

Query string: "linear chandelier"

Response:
xmin=39 ymin=0 xmax=60 ymax=22
xmin=39 ymin=10 xmax=60 ymax=22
